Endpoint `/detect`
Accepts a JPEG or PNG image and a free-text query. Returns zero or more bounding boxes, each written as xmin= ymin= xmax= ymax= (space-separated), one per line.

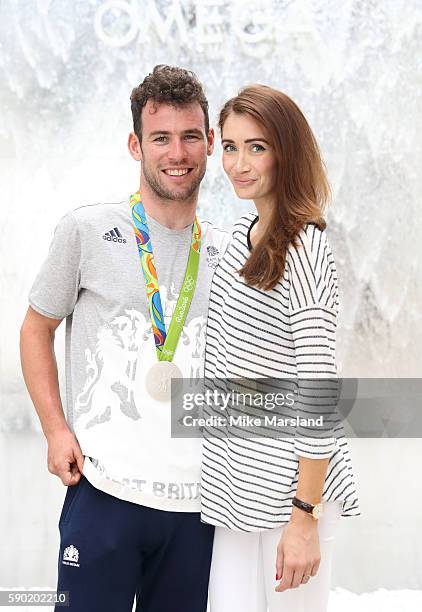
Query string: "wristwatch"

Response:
xmin=292 ymin=496 xmax=324 ymax=520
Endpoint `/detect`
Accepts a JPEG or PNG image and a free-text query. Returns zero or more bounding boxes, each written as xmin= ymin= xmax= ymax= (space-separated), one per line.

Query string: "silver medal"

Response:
xmin=145 ymin=361 xmax=183 ymax=402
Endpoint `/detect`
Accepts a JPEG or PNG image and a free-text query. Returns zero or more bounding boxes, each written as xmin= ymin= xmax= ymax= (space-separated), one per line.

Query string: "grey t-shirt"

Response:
xmin=29 ymin=199 xmax=229 ymax=511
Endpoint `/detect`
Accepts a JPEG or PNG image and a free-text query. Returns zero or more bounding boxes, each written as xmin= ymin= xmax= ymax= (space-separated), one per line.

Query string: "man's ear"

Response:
xmin=128 ymin=132 xmax=142 ymax=161
xmin=207 ymin=127 xmax=215 ymax=156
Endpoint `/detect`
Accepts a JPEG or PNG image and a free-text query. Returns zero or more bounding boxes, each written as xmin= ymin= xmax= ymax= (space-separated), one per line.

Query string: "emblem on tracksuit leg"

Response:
xmin=62 ymin=545 xmax=80 ymax=567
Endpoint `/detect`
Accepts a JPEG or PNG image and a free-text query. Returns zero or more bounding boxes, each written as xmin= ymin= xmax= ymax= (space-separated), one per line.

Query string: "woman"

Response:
xmin=201 ymin=85 xmax=360 ymax=612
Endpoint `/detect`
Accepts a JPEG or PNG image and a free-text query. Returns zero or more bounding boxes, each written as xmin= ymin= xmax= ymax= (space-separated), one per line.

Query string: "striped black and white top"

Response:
xmin=200 ymin=213 xmax=360 ymax=531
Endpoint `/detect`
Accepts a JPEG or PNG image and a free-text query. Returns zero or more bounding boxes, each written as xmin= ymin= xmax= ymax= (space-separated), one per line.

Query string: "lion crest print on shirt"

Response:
xmin=74 ymin=282 xmax=205 ymax=429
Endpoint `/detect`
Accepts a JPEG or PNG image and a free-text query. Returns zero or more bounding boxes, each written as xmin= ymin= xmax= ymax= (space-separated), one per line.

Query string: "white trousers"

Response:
xmin=208 ymin=501 xmax=342 ymax=612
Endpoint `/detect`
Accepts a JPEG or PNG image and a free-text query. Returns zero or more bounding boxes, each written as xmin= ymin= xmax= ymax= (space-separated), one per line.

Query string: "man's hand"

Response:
xmin=46 ymin=428 xmax=85 ymax=486
xmin=275 ymin=509 xmax=321 ymax=592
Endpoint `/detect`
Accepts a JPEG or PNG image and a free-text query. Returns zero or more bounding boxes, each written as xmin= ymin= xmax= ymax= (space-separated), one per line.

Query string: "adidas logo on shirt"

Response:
xmin=102 ymin=227 xmax=126 ymax=243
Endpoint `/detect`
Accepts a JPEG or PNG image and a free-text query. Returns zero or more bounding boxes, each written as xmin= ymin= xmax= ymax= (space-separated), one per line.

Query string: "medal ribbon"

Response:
xmin=130 ymin=192 xmax=201 ymax=362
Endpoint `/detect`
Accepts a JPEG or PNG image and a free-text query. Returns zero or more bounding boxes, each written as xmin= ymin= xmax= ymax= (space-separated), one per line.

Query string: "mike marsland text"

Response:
xmin=182 ymin=415 xmax=325 ymax=428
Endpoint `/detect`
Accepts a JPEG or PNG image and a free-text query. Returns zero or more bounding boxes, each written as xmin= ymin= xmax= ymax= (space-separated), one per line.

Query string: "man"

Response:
xmin=20 ymin=65 xmax=228 ymax=612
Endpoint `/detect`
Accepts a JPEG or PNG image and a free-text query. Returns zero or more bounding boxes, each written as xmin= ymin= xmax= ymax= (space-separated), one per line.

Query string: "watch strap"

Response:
xmin=292 ymin=496 xmax=316 ymax=514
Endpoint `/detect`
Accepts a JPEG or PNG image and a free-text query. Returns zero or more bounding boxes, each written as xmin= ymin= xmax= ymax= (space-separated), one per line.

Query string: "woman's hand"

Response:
xmin=275 ymin=508 xmax=321 ymax=592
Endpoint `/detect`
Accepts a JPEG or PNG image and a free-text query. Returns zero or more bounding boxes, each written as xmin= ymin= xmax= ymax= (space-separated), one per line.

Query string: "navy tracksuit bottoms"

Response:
xmin=55 ymin=476 xmax=214 ymax=611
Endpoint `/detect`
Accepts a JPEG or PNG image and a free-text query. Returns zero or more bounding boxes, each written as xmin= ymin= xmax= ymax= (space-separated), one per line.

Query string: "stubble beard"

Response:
xmin=142 ymin=160 xmax=206 ymax=202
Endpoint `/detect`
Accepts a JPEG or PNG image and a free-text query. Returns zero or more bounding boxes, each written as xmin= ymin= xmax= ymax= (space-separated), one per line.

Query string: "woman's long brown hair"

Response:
xmin=219 ymin=85 xmax=331 ymax=291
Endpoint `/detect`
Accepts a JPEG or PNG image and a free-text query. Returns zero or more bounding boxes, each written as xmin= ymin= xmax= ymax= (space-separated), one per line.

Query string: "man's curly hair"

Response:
xmin=130 ymin=65 xmax=209 ymax=141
